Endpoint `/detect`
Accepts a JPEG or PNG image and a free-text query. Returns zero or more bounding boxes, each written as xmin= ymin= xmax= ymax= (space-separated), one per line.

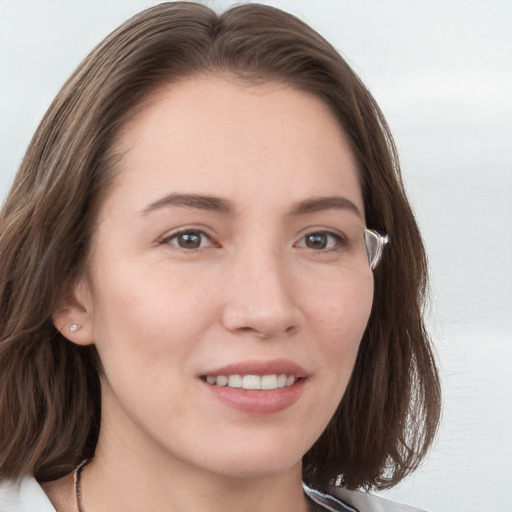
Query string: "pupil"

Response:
xmin=179 ymin=232 xmax=201 ymax=248
xmin=306 ymin=233 xmax=327 ymax=249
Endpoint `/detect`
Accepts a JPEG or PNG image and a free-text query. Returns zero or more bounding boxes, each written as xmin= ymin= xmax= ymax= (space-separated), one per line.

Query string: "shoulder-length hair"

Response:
xmin=0 ymin=1 xmax=440 ymax=490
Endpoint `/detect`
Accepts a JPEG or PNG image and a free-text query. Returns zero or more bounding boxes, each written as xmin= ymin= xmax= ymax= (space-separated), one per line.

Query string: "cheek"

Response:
xmin=311 ymin=276 xmax=373 ymax=342
xmin=294 ymin=278 xmax=373 ymax=446
xmin=86 ymin=261 xmax=217 ymax=374
xmin=307 ymin=276 xmax=373 ymax=382
xmin=86 ymin=269 xmax=212 ymax=423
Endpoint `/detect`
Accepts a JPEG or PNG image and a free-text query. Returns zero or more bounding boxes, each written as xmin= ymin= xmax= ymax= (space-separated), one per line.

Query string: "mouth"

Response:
xmin=199 ymin=360 xmax=307 ymax=414
xmin=201 ymin=374 xmax=299 ymax=390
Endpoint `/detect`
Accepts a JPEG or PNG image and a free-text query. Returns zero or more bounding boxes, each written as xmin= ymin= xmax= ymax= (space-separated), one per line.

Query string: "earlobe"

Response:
xmin=52 ymin=281 xmax=95 ymax=346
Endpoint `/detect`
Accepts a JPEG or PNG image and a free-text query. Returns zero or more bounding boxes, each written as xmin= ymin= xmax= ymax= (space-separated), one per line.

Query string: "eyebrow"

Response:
xmin=140 ymin=193 xmax=233 ymax=215
xmin=289 ymin=196 xmax=363 ymax=219
xmin=140 ymin=193 xmax=362 ymax=219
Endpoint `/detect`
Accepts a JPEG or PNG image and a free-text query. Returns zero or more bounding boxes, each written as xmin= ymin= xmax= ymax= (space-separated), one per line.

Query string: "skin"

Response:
xmin=50 ymin=75 xmax=374 ymax=512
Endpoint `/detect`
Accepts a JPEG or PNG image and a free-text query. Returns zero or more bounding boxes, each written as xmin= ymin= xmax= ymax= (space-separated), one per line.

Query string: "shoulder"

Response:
xmin=0 ymin=476 xmax=56 ymax=512
xmin=304 ymin=483 xmax=430 ymax=512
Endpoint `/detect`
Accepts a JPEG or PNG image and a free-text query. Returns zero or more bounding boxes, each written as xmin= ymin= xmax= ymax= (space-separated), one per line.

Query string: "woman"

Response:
xmin=0 ymin=3 xmax=441 ymax=511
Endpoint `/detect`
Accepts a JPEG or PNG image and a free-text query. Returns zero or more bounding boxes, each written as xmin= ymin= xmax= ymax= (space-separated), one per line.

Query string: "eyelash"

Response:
xmin=159 ymin=228 xmax=347 ymax=253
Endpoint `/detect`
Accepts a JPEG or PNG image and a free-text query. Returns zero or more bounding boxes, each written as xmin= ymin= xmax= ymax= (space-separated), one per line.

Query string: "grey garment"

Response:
xmin=304 ymin=482 xmax=359 ymax=511
xmin=303 ymin=482 xmax=430 ymax=512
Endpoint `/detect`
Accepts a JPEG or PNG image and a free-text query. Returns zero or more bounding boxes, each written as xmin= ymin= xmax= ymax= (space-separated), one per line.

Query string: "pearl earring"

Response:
xmin=70 ymin=324 xmax=81 ymax=333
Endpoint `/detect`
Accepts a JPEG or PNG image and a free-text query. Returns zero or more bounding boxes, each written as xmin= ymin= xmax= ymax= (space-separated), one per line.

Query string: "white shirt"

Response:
xmin=0 ymin=477 xmax=55 ymax=512
xmin=0 ymin=476 xmax=428 ymax=512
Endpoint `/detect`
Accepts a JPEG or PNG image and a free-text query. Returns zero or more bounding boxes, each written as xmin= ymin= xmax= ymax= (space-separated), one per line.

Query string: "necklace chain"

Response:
xmin=73 ymin=460 xmax=89 ymax=512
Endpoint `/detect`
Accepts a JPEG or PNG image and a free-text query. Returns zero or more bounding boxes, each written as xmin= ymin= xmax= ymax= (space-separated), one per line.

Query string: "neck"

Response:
xmin=80 ymin=433 xmax=310 ymax=512
xmin=82 ymin=456 xmax=309 ymax=512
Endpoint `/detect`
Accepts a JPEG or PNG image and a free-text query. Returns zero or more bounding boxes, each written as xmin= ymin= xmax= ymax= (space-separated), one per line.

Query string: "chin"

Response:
xmin=198 ymin=438 xmax=307 ymax=480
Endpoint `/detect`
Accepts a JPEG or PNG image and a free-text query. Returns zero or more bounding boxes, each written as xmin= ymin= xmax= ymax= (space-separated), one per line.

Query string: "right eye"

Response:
xmin=160 ymin=230 xmax=214 ymax=250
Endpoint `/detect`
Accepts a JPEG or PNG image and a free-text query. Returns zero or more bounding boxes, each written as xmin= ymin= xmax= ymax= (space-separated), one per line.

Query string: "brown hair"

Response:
xmin=0 ymin=2 xmax=440 ymax=490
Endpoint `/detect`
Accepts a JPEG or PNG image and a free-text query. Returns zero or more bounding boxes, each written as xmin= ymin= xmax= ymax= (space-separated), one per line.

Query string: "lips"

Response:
xmin=200 ymin=359 xmax=308 ymax=414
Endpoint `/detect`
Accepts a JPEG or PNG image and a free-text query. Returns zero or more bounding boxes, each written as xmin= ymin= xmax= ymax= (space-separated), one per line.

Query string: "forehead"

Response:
xmin=105 ymin=74 xmax=363 ymax=217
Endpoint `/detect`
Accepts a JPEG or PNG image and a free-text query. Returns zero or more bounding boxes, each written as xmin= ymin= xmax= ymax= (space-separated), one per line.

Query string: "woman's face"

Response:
xmin=70 ymin=75 xmax=374 ymax=479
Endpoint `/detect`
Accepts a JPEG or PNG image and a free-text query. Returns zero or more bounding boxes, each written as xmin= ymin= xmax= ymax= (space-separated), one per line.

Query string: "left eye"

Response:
xmin=163 ymin=230 xmax=213 ymax=249
xmin=296 ymin=232 xmax=342 ymax=250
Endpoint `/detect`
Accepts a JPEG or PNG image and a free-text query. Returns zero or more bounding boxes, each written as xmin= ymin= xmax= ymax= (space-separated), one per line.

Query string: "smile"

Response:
xmin=200 ymin=360 xmax=307 ymax=413
xmin=204 ymin=374 xmax=296 ymax=390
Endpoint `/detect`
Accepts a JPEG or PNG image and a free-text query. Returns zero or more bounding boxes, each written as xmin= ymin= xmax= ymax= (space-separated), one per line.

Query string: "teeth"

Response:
xmin=216 ymin=375 xmax=228 ymax=387
xmin=261 ymin=375 xmax=277 ymax=390
xmin=228 ymin=375 xmax=242 ymax=388
xmin=205 ymin=374 xmax=297 ymax=390
xmin=243 ymin=375 xmax=261 ymax=390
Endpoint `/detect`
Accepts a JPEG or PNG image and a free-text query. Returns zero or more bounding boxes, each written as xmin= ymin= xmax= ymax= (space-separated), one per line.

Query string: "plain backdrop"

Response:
xmin=1 ymin=1 xmax=511 ymax=511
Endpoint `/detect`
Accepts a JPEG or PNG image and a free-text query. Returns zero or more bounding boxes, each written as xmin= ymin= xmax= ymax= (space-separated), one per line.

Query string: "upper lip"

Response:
xmin=201 ymin=359 xmax=308 ymax=378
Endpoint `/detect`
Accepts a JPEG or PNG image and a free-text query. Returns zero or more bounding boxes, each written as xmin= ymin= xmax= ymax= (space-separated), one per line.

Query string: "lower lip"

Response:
xmin=202 ymin=379 xmax=306 ymax=414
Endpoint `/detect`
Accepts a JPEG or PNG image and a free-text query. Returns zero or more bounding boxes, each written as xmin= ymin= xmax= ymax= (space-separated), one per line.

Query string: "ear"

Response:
xmin=52 ymin=278 xmax=96 ymax=346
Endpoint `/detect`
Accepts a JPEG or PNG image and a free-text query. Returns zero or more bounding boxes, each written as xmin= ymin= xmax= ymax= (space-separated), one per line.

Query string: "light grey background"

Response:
xmin=1 ymin=1 xmax=511 ymax=511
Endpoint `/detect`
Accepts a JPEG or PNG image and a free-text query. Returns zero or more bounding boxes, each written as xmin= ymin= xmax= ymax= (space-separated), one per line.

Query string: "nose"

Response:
xmin=221 ymin=248 xmax=302 ymax=339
